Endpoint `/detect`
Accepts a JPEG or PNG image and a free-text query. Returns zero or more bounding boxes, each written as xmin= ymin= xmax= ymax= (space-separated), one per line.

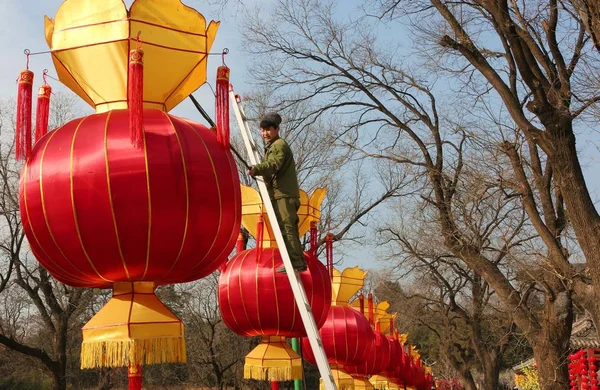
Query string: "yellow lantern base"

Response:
xmin=319 ymin=364 xmax=355 ymax=390
xmin=369 ymin=375 xmax=401 ymax=390
xmin=81 ymin=282 xmax=186 ymax=369
xmin=244 ymin=336 xmax=303 ymax=381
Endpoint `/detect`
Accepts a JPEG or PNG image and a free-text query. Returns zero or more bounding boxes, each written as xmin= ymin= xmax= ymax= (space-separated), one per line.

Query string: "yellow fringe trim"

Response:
xmin=80 ymin=337 xmax=186 ymax=369
xmin=243 ymin=364 xmax=303 ymax=381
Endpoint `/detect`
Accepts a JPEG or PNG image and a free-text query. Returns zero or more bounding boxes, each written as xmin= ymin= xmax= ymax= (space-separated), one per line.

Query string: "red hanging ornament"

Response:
xmin=256 ymin=214 xmax=264 ymax=259
xmin=16 ymin=50 xmax=34 ymax=160
xmin=215 ymin=51 xmax=230 ymax=149
xmin=309 ymin=221 xmax=318 ymax=255
xmin=128 ymin=39 xmax=144 ymax=148
xmin=128 ymin=365 xmax=142 ymax=390
xmin=35 ymin=70 xmax=52 ymax=143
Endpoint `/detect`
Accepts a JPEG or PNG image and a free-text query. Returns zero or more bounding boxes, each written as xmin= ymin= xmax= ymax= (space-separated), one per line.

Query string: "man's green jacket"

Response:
xmin=253 ymin=136 xmax=300 ymax=200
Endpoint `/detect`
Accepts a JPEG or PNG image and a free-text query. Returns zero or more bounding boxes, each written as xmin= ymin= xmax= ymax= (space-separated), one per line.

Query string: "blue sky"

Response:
xmin=0 ymin=0 xmax=252 ymax=117
xmin=0 ymin=0 xmax=377 ymax=270
xmin=1 ymin=0 xmax=598 ymax=273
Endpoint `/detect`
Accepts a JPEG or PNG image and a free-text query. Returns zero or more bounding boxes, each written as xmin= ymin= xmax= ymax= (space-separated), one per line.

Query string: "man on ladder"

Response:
xmin=248 ymin=112 xmax=308 ymax=274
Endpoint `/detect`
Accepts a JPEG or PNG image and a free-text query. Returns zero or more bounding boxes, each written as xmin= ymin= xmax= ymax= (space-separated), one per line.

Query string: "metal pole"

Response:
xmin=292 ymin=338 xmax=303 ymax=390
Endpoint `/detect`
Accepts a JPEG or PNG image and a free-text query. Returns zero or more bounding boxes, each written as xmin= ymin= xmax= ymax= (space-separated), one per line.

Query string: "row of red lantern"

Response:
xmin=217 ymin=214 xmax=434 ymax=387
xmin=300 ymin=284 xmax=434 ymax=389
xmin=569 ymin=349 xmax=599 ymax=390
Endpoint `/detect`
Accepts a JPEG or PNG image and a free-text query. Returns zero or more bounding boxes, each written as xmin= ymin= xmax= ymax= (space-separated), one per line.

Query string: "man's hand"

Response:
xmin=248 ymin=166 xmax=256 ymax=177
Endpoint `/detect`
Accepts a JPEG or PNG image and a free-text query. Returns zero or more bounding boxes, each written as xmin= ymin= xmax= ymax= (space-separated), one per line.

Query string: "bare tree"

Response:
xmin=376 ymin=180 xmax=525 ymax=390
xmin=178 ymin=275 xmax=255 ymax=390
xmin=0 ymin=94 xmax=99 ymax=390
xmin=374 ymin=0 xmax=600 ymax=340
xmin=240 ymin=1 xmax=580 ymax=388
xmin=238 ymin=88 xmax=412 ymax=257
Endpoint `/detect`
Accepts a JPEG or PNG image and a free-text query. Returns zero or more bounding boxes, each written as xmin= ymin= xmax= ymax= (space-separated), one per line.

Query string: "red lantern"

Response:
xmin=25 ymin=0 xmax=232 ymax=386
xmin=218 ymin=247 xmax=331 ymax=381
xmin=219 ymin=248 xmax=331 ymax=336
xmin=21 ymin=109 xmax=240 ymax=287
xmin=20 ymin=109 xmax=241 ymax=369
xmin=302 ymin=267 xmax=375 ymax=388
xmin=346 ymin=300 xmax=393 ymax=388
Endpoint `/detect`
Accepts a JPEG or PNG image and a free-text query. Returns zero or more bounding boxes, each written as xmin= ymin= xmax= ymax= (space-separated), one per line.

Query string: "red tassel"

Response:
xmin=309 ymin=221 xmax=318 ymax=255
xmin=256 ymin=214 xmax=264 ymax=259
xmin=368 ymin=292 xmax=374 ymax=325
xmin=128 ymin=364 xmax=142 ymax=390
xmin=236 ymin=231 xmax=246 ymax=253
xmin=128 ymin=48 xmax=144 ymax=148
xmin=35 ymin=83 xmax=51 ymax=143
xmin=215 ymin=65 xmax=230 ymax=149
xmin=16 ymin=69 xmax=34 ymax=160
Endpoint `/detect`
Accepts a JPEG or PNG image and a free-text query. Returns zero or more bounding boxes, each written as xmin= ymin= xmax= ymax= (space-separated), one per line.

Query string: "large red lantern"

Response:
xmin=21 ymin=109 xmax=240 ymax=287
xmin=18 ymin=0 xmax=240 ymax=379
xmin=218 ymin=186 xmax=330 ymax=382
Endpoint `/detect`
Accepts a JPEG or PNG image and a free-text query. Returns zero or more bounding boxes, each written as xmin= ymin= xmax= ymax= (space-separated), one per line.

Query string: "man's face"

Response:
xmin=260 ymin=126 xmax=279 ymax=142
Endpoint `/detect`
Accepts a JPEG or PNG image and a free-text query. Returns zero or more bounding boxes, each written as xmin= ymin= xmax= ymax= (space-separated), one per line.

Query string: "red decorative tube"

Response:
xmin=215 ymin=65 xmax=230 ymax=149
xmin=359 ymin=294 xmax=365 ymax=314
xmin=128 ymin=365 xmax=142 ymax=390
xmin=128 ymin=49 xmax=144 ymax=148
xmin=35 ymin=83 xmax=51 ymax=143
xmin=309 ymin=221 xmax=317 ymax=255
xmin=368 ymin=293 xmax=374 ymax=325
xmin=236 ymin=232 xmax=246 ymax=253
xmin=256 ymin=214 xmax=264 ymax=258
xmin=16 ymin=69 xmax=34 ymax=160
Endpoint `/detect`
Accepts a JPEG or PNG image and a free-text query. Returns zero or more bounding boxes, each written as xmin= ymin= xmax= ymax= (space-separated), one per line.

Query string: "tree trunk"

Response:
xmin=480 ymin=353 xmax=501 ymax=390
xmin=457 ymin=371 xmax=477 ymax=390
xmin=530 ymin=288 xmax=572 ymax=390
xmin=51 ymin=319 xmax=68 ymax=390
xmin=51 ymin=370 xmax=67 ymax=390
xmin=550 ymin=124 xmax=600 ymax=333
xmin=533 ymin=343 xmax=569 ymax=390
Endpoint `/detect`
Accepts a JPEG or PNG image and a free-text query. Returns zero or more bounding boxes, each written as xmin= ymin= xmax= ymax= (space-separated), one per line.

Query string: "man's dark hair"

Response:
xmin=260 ymin=112 xmax=282 ymax=129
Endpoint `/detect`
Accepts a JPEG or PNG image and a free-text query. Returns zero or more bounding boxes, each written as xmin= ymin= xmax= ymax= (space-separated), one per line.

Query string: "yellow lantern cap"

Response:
xmin=331 ymin=267 xmax=366 ymax=306
xmin=240 ymin=185 xmax=326 ymax=248
xmin=81 ymin=282 xmax=185 ymax=369
xmin=45 ymin=0 xmax=219 ymax=112
xmin=244 ymin=336 xmax=303 ymax=381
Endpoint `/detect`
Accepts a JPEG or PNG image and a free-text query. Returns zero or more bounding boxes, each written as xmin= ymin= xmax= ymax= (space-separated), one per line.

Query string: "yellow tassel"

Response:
xmin=243 ymin=364 xmax=303 ymax=381
xmin=80 ymin=337 xmax=186 ymax=369
xmin=243 ymin=336 xmax=303 ymax=381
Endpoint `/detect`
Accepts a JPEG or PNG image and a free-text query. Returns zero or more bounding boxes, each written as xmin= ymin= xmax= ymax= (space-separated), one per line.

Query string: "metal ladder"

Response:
xmin=230 ymin=89 xmax=338 ymax=390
